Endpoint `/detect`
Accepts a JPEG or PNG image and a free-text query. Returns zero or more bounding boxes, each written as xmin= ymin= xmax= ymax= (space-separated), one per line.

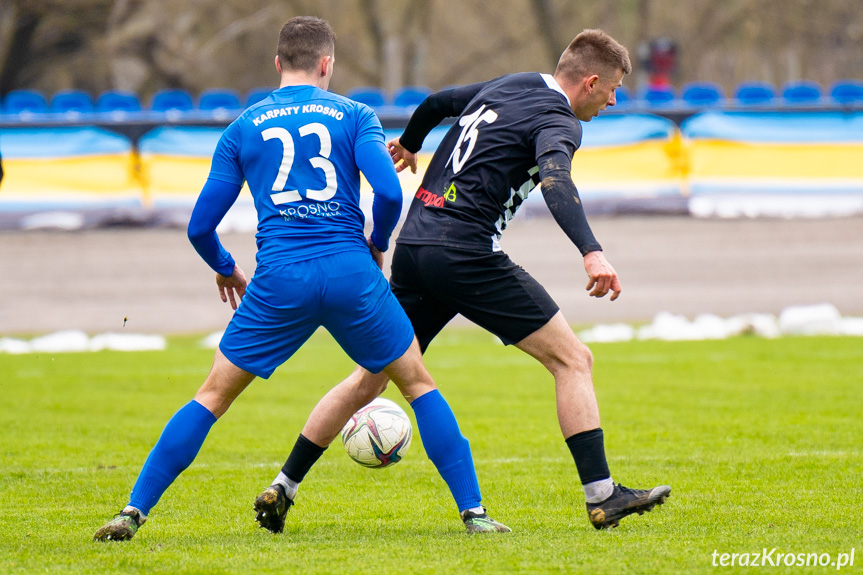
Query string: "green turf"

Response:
xmin=1 ymin=330 xmax=861 ymax=574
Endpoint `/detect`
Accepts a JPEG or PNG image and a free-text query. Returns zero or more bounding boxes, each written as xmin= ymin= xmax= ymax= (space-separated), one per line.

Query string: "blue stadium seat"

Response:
xmin=2 ymin=89 xmax=48 ymax=115
xmin=829 ymin=80 xmax=863 ymax=105
xmin=734 ymin=82 xmax=776 ymax=106
xmin=781 ymin=81 xmax=823 ymax=105
xmin=639 ymin=85 xmax=677 ymax=107
xmin=150 ymin=89 xmax=195 ymax=112
xmin=613 ymin=85 xmax=632 ymax=108
xmin=246 ymin=87 xmax=274 ymax=107
xmin=681 ymin=82 xmax=724 ymax=106
xmin=96 ymin=90 xmax=142 ymax=114
xmin=346 ymin=86 xmax=387 ymax=108
xmin=199 ymin=89 xmax=242 ymax=115
xmin=50 ymin=90 xmax=94 ymax=115
xmin=393 ymin=86 xmax=432 ymax=107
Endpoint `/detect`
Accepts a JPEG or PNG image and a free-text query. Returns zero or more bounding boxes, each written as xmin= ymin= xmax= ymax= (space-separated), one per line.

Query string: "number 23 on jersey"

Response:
xmin=262 ymin=122 xmax=338 ymax=205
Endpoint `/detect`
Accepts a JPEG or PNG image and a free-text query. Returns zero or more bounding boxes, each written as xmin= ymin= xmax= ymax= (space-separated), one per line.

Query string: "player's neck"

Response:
xmin=279 ymin=71 xmax=328 ymax=91
xmin=552 ymin=74 xmax=579 ymax=103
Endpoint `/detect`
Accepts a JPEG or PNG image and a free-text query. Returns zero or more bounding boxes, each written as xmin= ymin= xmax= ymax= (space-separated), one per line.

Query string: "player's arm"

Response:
xmin=355 ymin=140 xmax=402 ymax=255
xmin=389 ymin=82 xmax=488 ymax=173
xmin=537 ymin=149 xmax=621 ymax=300
xmin=187 ymin=177 xmax=248 ymax=309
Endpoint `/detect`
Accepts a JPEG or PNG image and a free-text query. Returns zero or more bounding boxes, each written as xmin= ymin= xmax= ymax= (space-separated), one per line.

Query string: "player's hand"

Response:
xmin=368 ymin=238 xmax=384 ymax=270
xmin=387 ymin=137 xmax=417 ymax=174
xmin=216 ymin=264 xmax=248 ymax=310
xmin=583 ymin=251 xmax=621 ymax=301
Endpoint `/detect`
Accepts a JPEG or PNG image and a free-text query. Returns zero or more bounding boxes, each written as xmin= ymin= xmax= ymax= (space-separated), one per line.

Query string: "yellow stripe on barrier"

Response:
xmin=0 ymin=155 xmax=140 ymax=197
xmin=6 ymin=136 xmax=861 ymax=211
xmin=572 ymin=138 xmax=686 ymax=184
xmin=140 ymin=154 xmax=251 ymax=206
xmin=687 ymin=140 xmax=863 ymax=179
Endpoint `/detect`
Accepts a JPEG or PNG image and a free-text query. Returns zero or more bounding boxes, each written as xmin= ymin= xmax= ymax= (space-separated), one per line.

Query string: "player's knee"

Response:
xmin=549 ymin=338 xmax=593 ymax=377
xmin=361 ymin=377 xmax=389 ymax=401
xmin=574 ymin=340 xmax=594 ymax=373
xmin=383 ymin=344 xmax=435 ymax=391
xmin=388 ymin=367 xmax=437 ymax=401
xmin=352 ymin=368 xmax=389 ymax=400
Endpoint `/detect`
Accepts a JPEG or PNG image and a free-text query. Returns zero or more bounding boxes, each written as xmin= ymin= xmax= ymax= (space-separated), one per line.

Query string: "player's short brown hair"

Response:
xmin=555 ymin=29 xmax=632 ymax=81
xmin=277 ymin=16 xmax=336 ymax=73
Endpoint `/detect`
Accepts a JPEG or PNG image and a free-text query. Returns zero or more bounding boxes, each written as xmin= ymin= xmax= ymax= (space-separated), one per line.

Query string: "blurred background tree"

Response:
xmin=1 ymin=0 xmax=861 ymax=99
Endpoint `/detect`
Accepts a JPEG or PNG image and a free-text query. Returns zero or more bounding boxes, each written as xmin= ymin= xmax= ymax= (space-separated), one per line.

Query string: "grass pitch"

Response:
xmin=1 ymin=329 xmax=861 ymax=574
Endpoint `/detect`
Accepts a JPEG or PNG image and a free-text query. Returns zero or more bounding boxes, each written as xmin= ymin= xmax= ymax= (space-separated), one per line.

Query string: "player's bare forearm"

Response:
xmin=216 ymin=264 xmax=248 ymax=310
xmin=583 ymin=250 xmax=621 ymax=301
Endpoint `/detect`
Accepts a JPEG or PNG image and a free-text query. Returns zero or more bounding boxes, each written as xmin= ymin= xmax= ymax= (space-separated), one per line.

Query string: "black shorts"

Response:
xmin=390 ymin=243 xmax=559 ymax=351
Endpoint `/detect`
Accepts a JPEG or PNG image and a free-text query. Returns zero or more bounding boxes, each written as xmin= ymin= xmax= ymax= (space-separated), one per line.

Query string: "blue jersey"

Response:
xmin=208 ymin=85 xmax=383 ymax=266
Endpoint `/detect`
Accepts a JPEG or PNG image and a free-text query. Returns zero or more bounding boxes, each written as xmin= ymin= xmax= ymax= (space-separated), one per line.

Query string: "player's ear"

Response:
xmin=586 ymin=74 xmax=599 ymax=93
xmin=274 ymin=55 xmax=282 ymax=75
xmin=320 ymin=55 xmax=332 ymax=77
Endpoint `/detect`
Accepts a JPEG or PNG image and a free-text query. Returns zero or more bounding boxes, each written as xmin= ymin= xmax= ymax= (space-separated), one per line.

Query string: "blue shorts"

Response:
xmin=219 ymin=250 xmax=414 ymax=379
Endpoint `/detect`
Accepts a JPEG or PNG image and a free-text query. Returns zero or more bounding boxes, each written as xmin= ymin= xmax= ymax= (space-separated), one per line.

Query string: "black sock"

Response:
xmin=565 ymin=428 xmax=611 ymax=485
xmin=281 ymin=434 xmax=327 ymax=483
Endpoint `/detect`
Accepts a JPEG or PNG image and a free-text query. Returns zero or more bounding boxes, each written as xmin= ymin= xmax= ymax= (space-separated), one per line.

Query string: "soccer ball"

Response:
xmin=340 ymin=397 xmax=412 ymax=468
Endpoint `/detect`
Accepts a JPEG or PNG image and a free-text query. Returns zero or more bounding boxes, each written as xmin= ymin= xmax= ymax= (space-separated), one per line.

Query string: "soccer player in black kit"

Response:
xmin=255 ymin=28 xmax=670 ymax=533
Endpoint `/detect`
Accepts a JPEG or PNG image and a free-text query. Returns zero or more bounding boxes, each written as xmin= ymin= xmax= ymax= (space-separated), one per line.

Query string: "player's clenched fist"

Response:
xmin=583 ymin=250 xmax=621 ymax=301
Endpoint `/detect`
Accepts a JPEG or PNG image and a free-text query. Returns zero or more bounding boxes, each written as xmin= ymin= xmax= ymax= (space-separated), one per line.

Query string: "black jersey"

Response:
xmin=396 ymin=72 xmax=583 ymax=252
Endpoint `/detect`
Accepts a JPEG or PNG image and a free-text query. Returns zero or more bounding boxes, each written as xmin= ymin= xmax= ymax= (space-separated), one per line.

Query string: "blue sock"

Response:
xmin=410 ymin=390 xmax=481 ymax=512
xmin=128 ymin=400 xmax=217 ymax=515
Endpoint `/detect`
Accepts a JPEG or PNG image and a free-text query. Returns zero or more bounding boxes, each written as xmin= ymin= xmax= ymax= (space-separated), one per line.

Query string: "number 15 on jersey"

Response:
xmin=447 ymin=104 xmax=498 ymax=175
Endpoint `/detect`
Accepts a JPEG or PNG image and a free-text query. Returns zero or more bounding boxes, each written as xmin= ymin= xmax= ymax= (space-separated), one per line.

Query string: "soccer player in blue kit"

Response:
xmin=262 ymin=28 xmax=670 ymax=533
xmin=94 ymin=16 xmax=508 ymax=541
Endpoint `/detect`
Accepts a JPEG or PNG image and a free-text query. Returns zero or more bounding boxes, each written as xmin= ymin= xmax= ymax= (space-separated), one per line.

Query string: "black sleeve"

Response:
xmin=538 ymin=149 xmax=602 ymax=256
xmin=399 ymin=82 xmax=488 ymax=153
